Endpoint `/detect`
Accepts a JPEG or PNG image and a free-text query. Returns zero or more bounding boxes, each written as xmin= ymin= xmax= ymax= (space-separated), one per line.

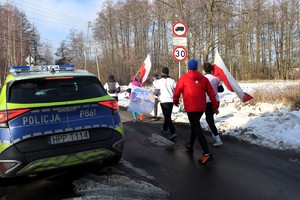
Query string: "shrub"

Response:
xmin=250 ymin=84 xmax=300 ymax=110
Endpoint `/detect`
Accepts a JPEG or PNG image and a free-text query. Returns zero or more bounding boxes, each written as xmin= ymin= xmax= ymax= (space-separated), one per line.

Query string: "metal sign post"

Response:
xmin=172 ymin=21 xmax=188 ymax=78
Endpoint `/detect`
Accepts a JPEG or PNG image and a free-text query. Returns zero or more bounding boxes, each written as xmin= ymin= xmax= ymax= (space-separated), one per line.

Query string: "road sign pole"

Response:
xmin=179 ymin=62 xmax=180 ymax=78
xmin=172 ymin=21 xmax=188 ymax=77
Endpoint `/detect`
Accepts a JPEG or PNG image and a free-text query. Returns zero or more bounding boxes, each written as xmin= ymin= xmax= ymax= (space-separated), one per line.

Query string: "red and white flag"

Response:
xmin=213 ymin=50 xmax=253 ymax=102
xmin=138 ymin=54 xmax=152 ymax=86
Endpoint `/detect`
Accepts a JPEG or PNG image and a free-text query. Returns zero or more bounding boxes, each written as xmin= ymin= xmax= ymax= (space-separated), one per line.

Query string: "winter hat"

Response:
xmin=188 ymin=59 xmax=198 ymax=70
xmin=153 ymin=73 xmax=159 ymax=79
xmin=161 ymin=67 xmax=169 ymax=76
xmin=108 ymin=74 xmax=115 ymax=81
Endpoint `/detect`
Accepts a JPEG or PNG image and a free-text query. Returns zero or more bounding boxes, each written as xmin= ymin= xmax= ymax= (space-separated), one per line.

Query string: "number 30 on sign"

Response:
xmin=173 ymin=46 xmax=188 ymax=62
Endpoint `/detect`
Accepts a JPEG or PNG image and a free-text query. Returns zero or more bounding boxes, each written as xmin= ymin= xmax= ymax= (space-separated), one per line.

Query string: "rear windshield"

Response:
xmin=8 ymin=76 xmax=107 ymax=103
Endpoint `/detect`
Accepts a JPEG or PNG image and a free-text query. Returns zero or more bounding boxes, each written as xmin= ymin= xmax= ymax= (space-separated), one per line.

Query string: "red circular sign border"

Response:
xmin=172 ymin=22 xmax=188 ymax=37
xmin=173 ymin=46 xmax=188 ymax=62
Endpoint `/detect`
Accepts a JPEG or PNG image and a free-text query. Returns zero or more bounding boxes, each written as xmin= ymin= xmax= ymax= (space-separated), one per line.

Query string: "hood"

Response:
xmin=185 ymin=70 xmax=204 ymax=81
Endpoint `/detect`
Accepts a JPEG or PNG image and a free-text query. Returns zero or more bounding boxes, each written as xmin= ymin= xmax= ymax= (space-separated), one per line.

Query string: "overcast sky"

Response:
xmin=2 ymin=0 xmax=104 ymax=48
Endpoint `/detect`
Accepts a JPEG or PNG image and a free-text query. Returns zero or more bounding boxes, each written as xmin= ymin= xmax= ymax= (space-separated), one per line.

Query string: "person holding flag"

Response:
xmin=127 ymin=54 xmax=152 ymax=122
xmin=127 ymin=75 xmax=143 ymax=122
xmin=203 ymin=62 xmax=223 ymax=147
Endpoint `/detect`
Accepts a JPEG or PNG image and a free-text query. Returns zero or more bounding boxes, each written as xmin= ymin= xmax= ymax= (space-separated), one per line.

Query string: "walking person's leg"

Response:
xmin=160 ymin=103 xmax=176 ymax=139
xmin=132 ymin=112 xmax=137 ymax=122
xmin=160 ymin=103 xmax=168 ymax=132
xmin=153 ymin=98 xmax=158 ymax=119
xmin=205 ymin=102 xmax=222 ymax=146
xmin=165 ymin=103 xmax=175 ymax=134
xmin=187 ymin=112 xmax=212 ymax=164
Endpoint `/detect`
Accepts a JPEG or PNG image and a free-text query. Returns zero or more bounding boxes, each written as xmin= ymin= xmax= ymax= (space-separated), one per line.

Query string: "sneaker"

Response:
xmin=169 ymin=133 xmax=177 ymax=140
xmin=199 ymin=153 xmax=213 ymax=165
xmin=160 ymin=128 xmax=167 ymax=134
xmin=132 ymin=119 xmax=138 ymax=122
xmin=212 ymin=140 xmax=223 ymax=147
xmin=151 ymin=117 xmax=159 ymax=121
xmin=139 ymin=114 xmax=144 ymax=121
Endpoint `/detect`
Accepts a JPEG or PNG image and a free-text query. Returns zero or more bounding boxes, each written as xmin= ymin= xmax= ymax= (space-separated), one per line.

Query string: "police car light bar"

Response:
xmin=9 ymin=66 xmax=30 ymax=73
xmin=9 ymin=65 xmax=75 ymax=73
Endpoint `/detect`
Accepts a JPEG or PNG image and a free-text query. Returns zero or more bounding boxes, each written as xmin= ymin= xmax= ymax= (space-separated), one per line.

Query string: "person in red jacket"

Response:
xmin=173 ymin=59 xmax=219 ymax=165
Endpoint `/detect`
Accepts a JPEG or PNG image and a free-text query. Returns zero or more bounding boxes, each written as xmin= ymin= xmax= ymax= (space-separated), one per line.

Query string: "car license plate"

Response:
xmin=49 ymin=131 xmax=90 ymax=144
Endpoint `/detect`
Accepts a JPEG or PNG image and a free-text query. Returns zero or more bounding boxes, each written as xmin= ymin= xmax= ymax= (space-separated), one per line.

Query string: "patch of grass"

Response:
xmin=249 ymin=84 xmax=300 ymax=110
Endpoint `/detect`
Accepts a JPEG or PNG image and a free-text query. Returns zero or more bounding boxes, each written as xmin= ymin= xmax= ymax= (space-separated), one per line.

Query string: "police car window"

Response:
xmin=8 ymin=76 xmax=106 ymax=103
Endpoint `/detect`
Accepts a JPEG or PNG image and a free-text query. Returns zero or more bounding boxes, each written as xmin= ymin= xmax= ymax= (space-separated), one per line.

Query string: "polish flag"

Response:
xmin=213 ymin=50 xmax=253 ymax=102
xmin=138 ymin=54 xmax=152 ymax=86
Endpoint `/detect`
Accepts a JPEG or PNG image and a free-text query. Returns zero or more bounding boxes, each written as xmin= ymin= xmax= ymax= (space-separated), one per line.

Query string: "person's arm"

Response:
xmin=116 ymin=82 xmax=121 ymax=93
xmin=104 ymin=83 xmax=108 ymax=92
xmin=173 ymin=78 xmax=183 ymax=106
xmin=206 ymin=79 xmax=219 ymax=114
xmin=127 ymin=83 xmax=132 ymax=93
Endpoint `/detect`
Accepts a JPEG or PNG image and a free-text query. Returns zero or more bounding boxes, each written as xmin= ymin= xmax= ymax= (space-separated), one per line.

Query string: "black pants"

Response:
xmin=154 ymin=98 xmax=159 ymax=117
xmin=187 ymin=112 xmax=210 ymax=154
xmin=205 ymin=102 xmax=219 ymax=136
xmin=160 ymin=102 xmax=175 ymax=134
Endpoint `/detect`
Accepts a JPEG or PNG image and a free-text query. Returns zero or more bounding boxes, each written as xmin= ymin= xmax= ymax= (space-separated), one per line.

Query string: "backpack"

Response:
xmin=107 ymin=82 xmax=116 ymax=93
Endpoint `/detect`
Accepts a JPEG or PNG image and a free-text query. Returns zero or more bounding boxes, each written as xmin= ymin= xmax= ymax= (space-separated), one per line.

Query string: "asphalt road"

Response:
xmin=0 ymin=108 xmax=299 ymax=200
xmin=120 ymin=108 xmax=300 ymax=200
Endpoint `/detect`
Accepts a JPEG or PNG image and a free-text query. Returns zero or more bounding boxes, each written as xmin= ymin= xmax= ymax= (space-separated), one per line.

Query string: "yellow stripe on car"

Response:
xmin=17 ymin=149 xmax=115 ymax=175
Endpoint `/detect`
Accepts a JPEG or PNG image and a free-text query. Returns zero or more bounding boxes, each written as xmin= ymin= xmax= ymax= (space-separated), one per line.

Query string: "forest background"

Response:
xmin=0 ymin=0 xmax=300 ymax=86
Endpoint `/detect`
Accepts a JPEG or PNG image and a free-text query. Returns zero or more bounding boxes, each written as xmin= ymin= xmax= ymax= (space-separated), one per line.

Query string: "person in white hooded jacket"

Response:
xmin=154 ymin=67 xmax=177 ymax=140
xmin=203 ymin=62 xmax=223 ymax=147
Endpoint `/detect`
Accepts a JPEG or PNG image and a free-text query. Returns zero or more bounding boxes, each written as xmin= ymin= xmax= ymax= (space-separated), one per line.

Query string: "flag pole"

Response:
xmin=134 ymin=70 xmax=140 ymax=80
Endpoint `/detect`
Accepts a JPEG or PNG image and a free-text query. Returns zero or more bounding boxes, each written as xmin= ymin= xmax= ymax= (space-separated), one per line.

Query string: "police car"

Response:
xmin=0 ymin=65 xmax=124 ymax=178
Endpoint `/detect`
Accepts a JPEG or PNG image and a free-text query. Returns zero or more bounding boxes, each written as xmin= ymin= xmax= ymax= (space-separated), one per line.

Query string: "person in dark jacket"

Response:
xmin=104 ymin=74 xmax=120 ymax=101
xmin=173 ymin=59 xmax=219 ymax=165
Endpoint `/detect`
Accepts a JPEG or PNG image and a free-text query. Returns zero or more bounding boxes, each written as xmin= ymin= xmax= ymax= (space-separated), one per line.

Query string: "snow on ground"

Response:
xmin=68 ymin=161 xmax=169 ymax=200
xmin=119 ymin=81 xmax=300 ymax=153
xmin=70 ymin=167 xmax=169 ymax=200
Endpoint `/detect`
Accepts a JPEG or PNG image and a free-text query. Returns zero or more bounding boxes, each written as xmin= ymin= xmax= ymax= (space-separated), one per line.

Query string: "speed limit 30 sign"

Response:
xmin=172 ymin=46 xmax=188 ymax=62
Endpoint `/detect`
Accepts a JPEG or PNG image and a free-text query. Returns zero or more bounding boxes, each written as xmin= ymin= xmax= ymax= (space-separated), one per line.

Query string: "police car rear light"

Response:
xmin=98 ymin=100 xmax=118 ymax=110
xmin=0 ymin=109 xmax=30 ymax=123
xmin=0 ymin=160 xmax=21 ymax=174
xmin=9 ymin=64 xmax=75 ymax=73
xmin=45 ymin=76 xmax=74 ymax=80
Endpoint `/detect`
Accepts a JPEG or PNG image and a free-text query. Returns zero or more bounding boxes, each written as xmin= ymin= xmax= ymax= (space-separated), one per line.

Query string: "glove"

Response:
xmin=214 ymin=109 xmax=219 ymax=115
xmin=174 ymin=101 xmax=179 ymax=107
